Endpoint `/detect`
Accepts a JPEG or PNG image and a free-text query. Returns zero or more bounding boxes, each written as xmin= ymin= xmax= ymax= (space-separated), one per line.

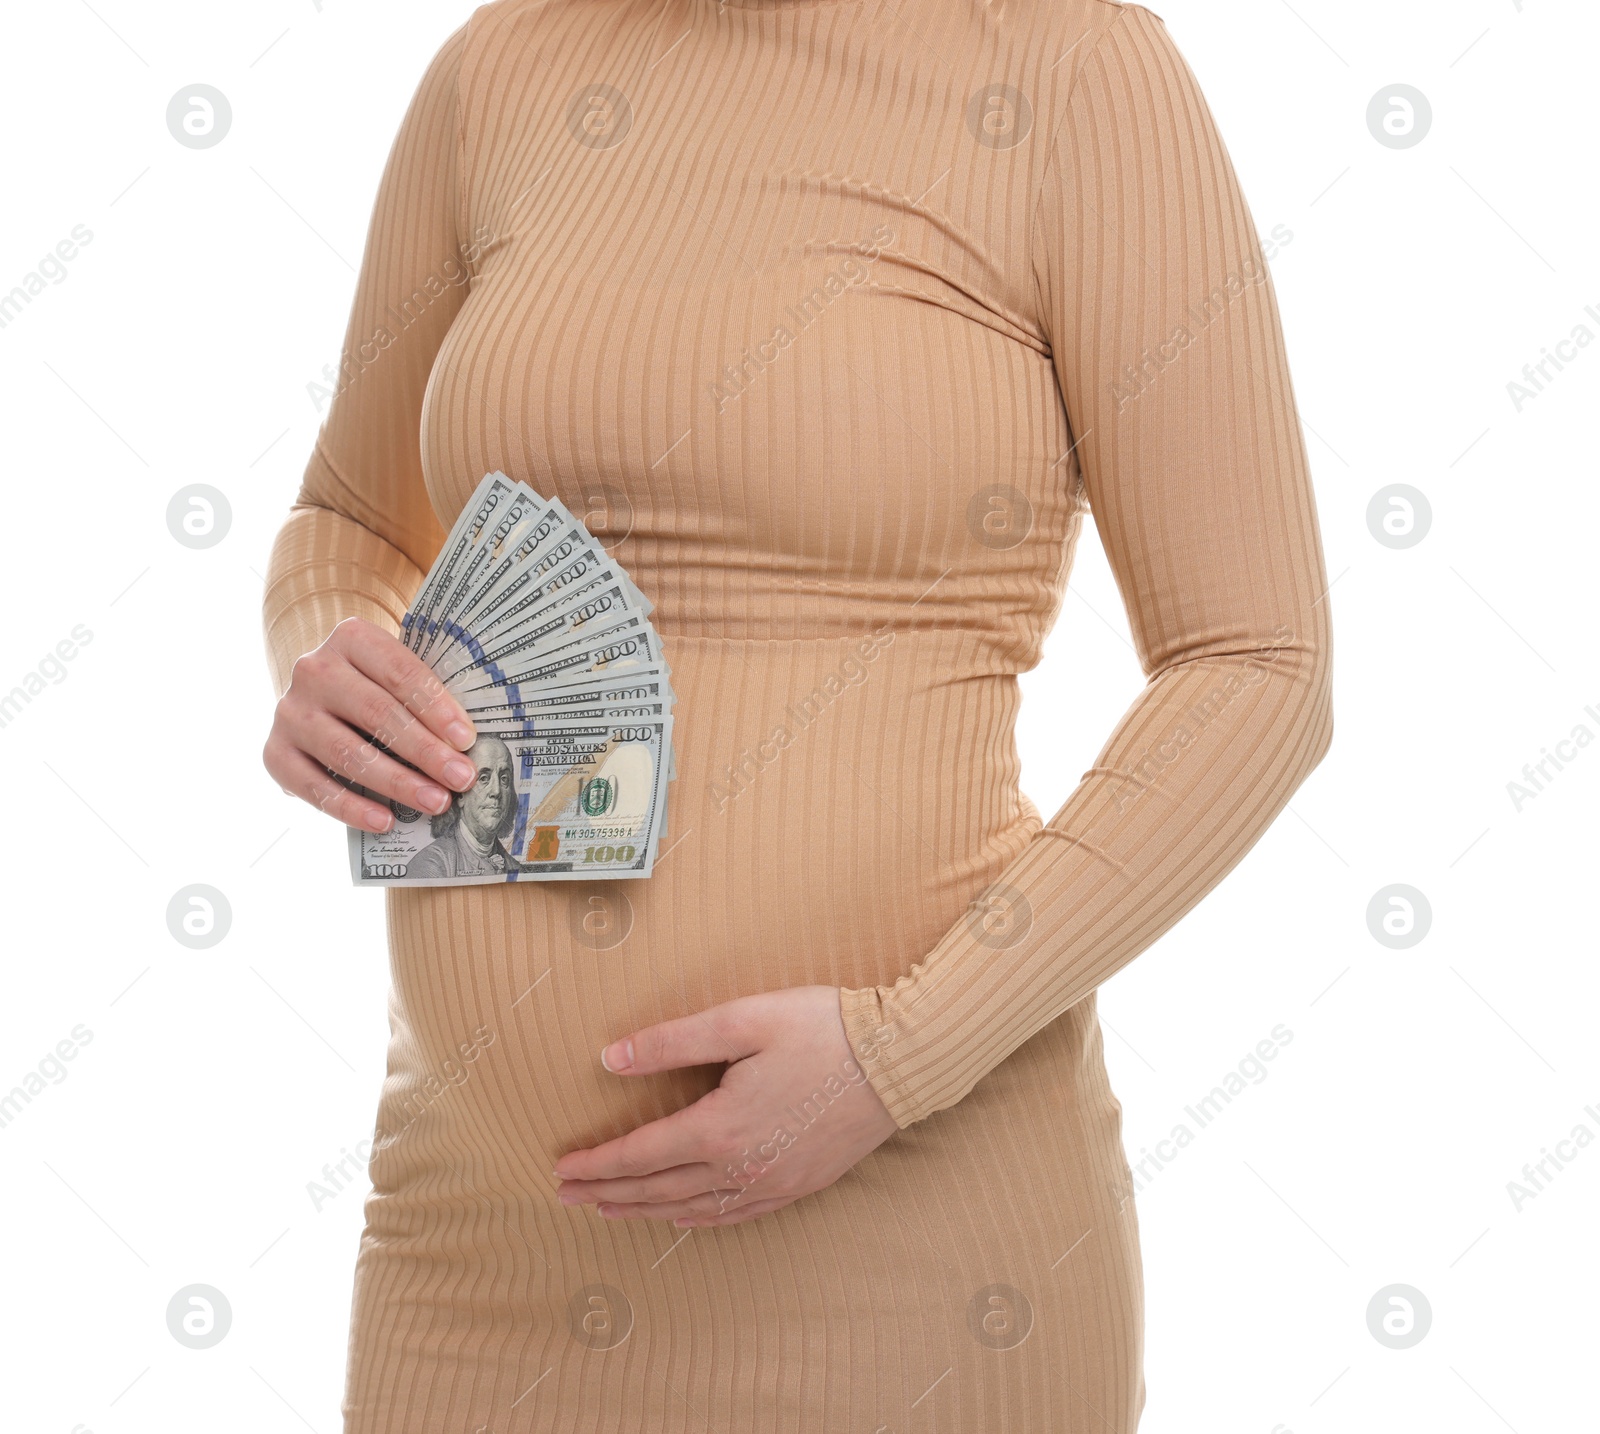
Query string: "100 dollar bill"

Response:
xmin=348 ymin=719 xmax=672 ymax=886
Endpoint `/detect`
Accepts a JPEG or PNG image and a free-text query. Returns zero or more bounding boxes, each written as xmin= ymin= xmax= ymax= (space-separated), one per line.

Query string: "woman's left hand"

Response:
xmin=553 ymin=985 xmax=898 ymax=1228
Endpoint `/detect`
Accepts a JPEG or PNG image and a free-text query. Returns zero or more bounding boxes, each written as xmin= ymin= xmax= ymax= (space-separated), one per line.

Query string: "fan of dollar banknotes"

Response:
xmin=348 ymin=472 xmax=675 ymax=887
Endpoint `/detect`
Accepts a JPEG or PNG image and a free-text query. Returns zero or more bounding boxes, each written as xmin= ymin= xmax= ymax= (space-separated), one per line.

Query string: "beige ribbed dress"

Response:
xmin=263 ymin=0 xmax=1332 ymax=1426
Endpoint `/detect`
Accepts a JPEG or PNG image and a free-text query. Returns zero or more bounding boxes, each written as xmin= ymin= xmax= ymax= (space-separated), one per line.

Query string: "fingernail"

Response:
xmin=366 ymin=811 xmax=393 ymax=834
xmin=558 ymin=1190 xmax=579 ymax=1205
xmin=599 ymin=1039 xmax=633 ymax=1073
xmin=598 ymin=1204 xmax=618 ymax=1219
xmin=443 ymin=757 xmax=475 ymax=788
xmin=446 ymin=720 xmax=475 ymax=749
xmin=674 ymin=1217 xmax=694 ymax=1228
xmin=418 ymin=784 xmax=451 ymax=814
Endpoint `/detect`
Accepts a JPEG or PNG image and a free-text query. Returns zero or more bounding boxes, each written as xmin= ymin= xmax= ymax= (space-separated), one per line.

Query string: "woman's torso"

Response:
xmin=384 ymin=0 xmax=1116 ymax=1163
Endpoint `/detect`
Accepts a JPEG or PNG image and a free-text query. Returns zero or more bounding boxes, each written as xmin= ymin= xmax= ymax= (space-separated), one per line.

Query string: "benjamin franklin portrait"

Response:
xmin=404 ymin=735 xmax=524 ymax=878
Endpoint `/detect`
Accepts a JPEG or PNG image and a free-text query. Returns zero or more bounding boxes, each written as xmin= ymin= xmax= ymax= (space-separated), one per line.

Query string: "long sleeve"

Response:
xmin=261 ymin=18 xmax=475 ymax=695
xmin=838 ymin=5 xmax=1334 ymax=1129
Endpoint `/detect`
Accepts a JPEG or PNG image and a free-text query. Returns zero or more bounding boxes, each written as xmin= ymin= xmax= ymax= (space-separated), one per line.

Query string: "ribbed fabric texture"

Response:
xmin=262 ymin=1 xmax=1331 ymax=1428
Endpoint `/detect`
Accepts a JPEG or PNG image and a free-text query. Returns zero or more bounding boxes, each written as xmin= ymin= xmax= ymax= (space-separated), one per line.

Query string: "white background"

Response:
xmin=1 ymin=0 xmax=1593 ymax=1430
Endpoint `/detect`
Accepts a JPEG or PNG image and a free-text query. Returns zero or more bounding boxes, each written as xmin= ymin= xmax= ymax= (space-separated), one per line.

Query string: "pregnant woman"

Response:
xmin=261 ymin=0 xmax=1332 ymax=1427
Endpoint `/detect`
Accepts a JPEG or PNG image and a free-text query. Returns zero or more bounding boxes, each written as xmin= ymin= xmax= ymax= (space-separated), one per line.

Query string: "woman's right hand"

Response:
xmin=262 ymin=616 xmax=480 ymax=834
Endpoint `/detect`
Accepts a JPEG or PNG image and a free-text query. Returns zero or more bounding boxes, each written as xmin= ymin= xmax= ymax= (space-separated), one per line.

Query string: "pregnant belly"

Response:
xmin=371 ymin=633 xmax=1037 ymax=1184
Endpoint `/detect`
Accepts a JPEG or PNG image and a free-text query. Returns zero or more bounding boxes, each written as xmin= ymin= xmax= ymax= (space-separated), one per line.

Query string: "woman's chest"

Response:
xmin=419 ymin=0 xmax=1084 ymax=587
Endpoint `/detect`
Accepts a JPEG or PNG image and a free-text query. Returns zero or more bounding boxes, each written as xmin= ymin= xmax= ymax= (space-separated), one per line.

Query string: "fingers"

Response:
xmin=331 ymin=618 xmax=475 ymax=749
xmin=553 ymin=1103 xmax=714 ymax=1183
xmin=601 ymin=1001 xmax=764 ymax=1076
xmin=575 ymin=1191 xmax=798 ymax=1227
xmin=270 ymin=620 xmax=484 ymax=832
xmin=320 ymin=668 xmax=479 ymax=796
xmin=292 ymin=709 xmax=457 ymax=817
xmin=557 ymin=1163 xmax=720 ymax=1208
xmin=589 ymin=1189 xmax=758 ymax=1222
xmin=686 ymin=1195 xmax=796 ymax=1228
xmin=263 ymin=741 xmax=395 ymax=834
